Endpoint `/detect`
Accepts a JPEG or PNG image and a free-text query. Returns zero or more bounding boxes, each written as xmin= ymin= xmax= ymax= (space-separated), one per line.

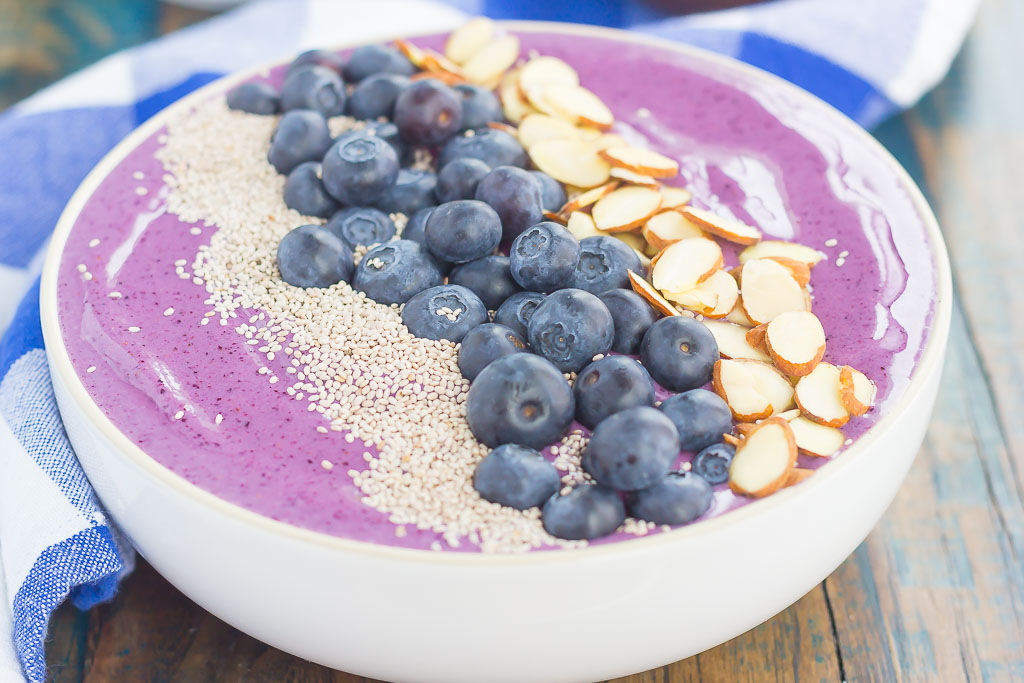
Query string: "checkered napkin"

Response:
xmin=0 ymin=0 xmax=977 ymax=679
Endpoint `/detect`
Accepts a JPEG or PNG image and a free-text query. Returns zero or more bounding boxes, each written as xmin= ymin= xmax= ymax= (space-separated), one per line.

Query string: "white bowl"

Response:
xmin=41 ymin=22 xmax=951 ymax=683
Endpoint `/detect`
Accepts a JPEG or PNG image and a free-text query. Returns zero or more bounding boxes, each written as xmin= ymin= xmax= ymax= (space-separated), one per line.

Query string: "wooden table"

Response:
xmin=42 ymin=0 xmax=1024 ymax=680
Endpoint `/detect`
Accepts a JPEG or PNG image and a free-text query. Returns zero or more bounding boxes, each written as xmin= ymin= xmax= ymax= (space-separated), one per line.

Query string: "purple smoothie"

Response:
xmin=55 ymin=30 xmax=936 ymax=551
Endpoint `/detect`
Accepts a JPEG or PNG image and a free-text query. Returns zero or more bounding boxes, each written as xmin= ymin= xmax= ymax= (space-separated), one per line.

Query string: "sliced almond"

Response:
xmin=660 ymin=186 xmax=693 ymax=209
xmin=628 ymin=270 xmax=678 ymax=318
xmin=794 ymin=363 xmax=849 ymax=427
xmin=723 ymin=433 xmax=743 ymax=448
xmin=535 ymin=84 xmax=614 ymax=129
xmin=462 ymin=34 xmax=519 ymax=86
xmin=445 ymin=17 xmax=496 ymax=65
xmin=788 ymin=416 xmax=845 ymax=458
xmin=784 ymin=468 xmax=815 ymax=487
xmin=650 ymin=238 xmax=723 ymax=294
xmin=592 ymin=186 xmax=663 ymax=232
xmin=665 ymin=269 xmax=738 ymax=318
xmin=599 ymin=146 xmax=679 ymax=178
xmin=641 ymin=210 xmax=704 ymax=251
xmin=701 ymin=320 xmax=771 ymax=362
xmin=775 ymin=408 xmax=802 ymax=421
xmin=394 ymin=38 xmax=427 ymax=68
xmin=725 ymin=303 xmax=754 ymax=328
xmin=713 ymin=359 xmax=795 ymax=420
xmin=739 ymin=240 xmax=824 ymax=268
xmin=764 ymin=311 xmax=826 ymax=377
xmin=592 ymin=133 xmax=631 ymax=152
xmin=642 ymin=240 xmax=660 ymax=257
xmin=728 ymin=417 xmax=798 ymax=498
xmin=486 ymin=121 xmax=518 ymax=137
xmin=745 ymin=323 xmax=767 ymax=350
xmin=839 ymin=366 xmax=876 ymax=416
xmin=679 ymin=206 xmax=761 ymax=246
xmin=610 ymin=167 xmax=659 ymax=188
xmin=542 ymin=210 xmax=568 ymax=225
xmin=499 ymin=68 xmax=535 ymax=124
xmin=734 ymin=423 xmax=757 ymax=438
xmin=422 ymin=50 xmax=464 ymax=77
xmin=518 ymin=56 xmax=579 ymax=95
xmin=558 ymin=181 xmax=620 ymax=216
xmin=517 ymin=114 xmax=581 ymax=150
xmin=739 ymin=258 xmax=808 ymax=325
xmin=611 ymin=231 xmax=652 ymax=269
xmin=566 ymin=211 xmax=601 ymax=241
xmin=764 ymin=256 xmax=811 ymax=287
xmin=530 ymin=137 xmax=611 ymax=188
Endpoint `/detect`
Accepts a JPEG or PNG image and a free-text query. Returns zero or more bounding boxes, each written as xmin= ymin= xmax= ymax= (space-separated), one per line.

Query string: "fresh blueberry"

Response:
xmin=439 ymin=128 xmax=528 ymax=170
xmin=639 ymin=317 xmax=719 ymax=392
xmin=658 ymin=389 xmax=733 ymax=452
xmin=474 ymin=444 xmax=561 ymax=510
xmin=510 ymin=221 xmax=580 ymax=293
xmin=342 ymin=44 xmax=416 ymax=82
xmin=570 ymin=235 xmax=643 ymax=294
xmin=436 ymin=158 xmax=490 ymax=203
xmin=625 ymin=472 xmax=712 ymax=525
xmin=288 ymin=49 xmax=345 ymax=75
xmin=353 ymin=239 xmax=443 ymax=305
xmin=466 ymin=353 xmax=574 ymax=449
xmin=527 ymin=288 xmax=614 ymax=373
xmin=448 ymin=255 xmax=521 ymax=311
xmin=691 ymin=443 xmax=735 ymax=486
xmin=458 ymin=323 xmax=527 ymax=381
xmin=280 ymin=65 xmax=346 ymax=117
xmin=573 ymin=356 xmax=655 ymax=430
xmin=541 ymin=485 xmax=625 ymax=541
xmin=276 ymin=224 xmax=354 ymax=288
xmin=321 ymin=131 xmax=399 ymax=205
xmin=598 ymin=288 xmax=658 ymax=355
xmin=394 ymin=80 xmax=463 ymax=147
xmin=529 ymin=171 xmax=567 ymax=213
xmin=401 ymin=207 xmax=433 ymax=245
xmin=226 ymin=81 xmax=280 ymax=115
xmin=494 ymin=291 xmax=545 ymax=339
xmin=283 ymin=162 xmax=339 ymax=218
xmin=454 ymin=84 xmax=503 ymax=131
xmin=401 ymin=284 xmax=487 ymax=342
xmin=475 ymin=166 xmax=544 ymax=242
xmin=361 ymin=120 xmax=408 ymax=162
xmin=326 ymin=207 xmax=396 ymax=248
xmin=424 ymin=200 xmax=502 ymax=264
xmin=267 ymin=109 xmax=332 ymax=174
xmin=376 ymin=168 xmax=438 ymax=215
xmin=582 ymin=406 xmax=679 ymax=491
xmin=348 ymin=73 xmax=409 ymax=120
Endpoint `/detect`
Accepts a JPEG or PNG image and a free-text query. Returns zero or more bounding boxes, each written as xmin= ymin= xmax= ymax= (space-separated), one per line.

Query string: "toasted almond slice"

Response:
xmin=784 ymin=467 xmax=814 ymax=487
xmin=764 ymin=311 xmax=826 ymax=377
xmin=410 ymin=70 xmax=465 ymax=86
xmin=530 ymin=137 xmax=611 ymax=188
xmin=422 ymin=49 xmax=464 ymax=77
xmin=713 ymin=359 xmax=794 ymax=421
xmin=739 ymin=240 xmax=824 ymax=267
xmin=680 ymin=206 xmax=762 ymax=246
xmin=701 ymin=320 xmax=771 ymax=362
xmin=394 ymin=38 xmax=427 ymax=68
xmin=651 ymin=237 xmax=723 ymax=293
xmin=445 ymin=17 xmax=496 ymax=64
xmin=641 ymin=210 xmax=704 ymax=251
xmin=537 ymin=84 xmax=614 ymax=129
xmin=723 ymin=433 xmax=743 ymax=448
xmin=725 ymin=303 xmax=754 ymax=328
xmin=839 ymin=366 xmax=876 ymax=416
xmin=610 ymin=167 xmax=660 ymax=188
xmin=739 ymin=258 xmax=808 ymax=325
xmin=592 ymin=133 xmax=631 ymax=152
xmin=628 ymin=270 xmax=678 ymax=318
xmin=558 ymin=181 xmax=620 ymax=216
xmin=728 ymin=417 xmax=798 ymax=498
xmin=665 ymin=269 xmax=738 ymax=318
xmin=499 ymin=68 xmax=535 ymax=124
xmin=794 ymin=363 xmax=850 ymax=427
xmin=542 ymin=210 xmax=568 ymax=225
xmin=734 ymin=423 xmax=757 ymax=438
xmin=486 ymin=121 xmax=518 ymax=136
xmin=788 ymin=416 xmax=844 ymax=458
xmin=517 ymin=114 xmax=581 ymax=150
xmin=611 ymin=231 xmax=652 ymax=269
xmin=764 ymin=256 xmax=811 ymax=287
xmin=518 ymin=56 xmax=579 ymax=95
xmin=745 ymin=323 xmax=767 ymax=350
xmin=775 ymin=408 xmax=802 ymax=421
xmin=642 ymin=240 xmax=660 ymax=257
xmin=660 ymin=186 xmax=693 ymax=209
xmin=599 ymin=146 xmax=679 ymax=178
xmin=592 ymin=186 xmax=663 ymax=232
xmin=462 ymin=34 xmax=519 ymax=85
xmin=566 ymin=211 xmax=601 ymax=241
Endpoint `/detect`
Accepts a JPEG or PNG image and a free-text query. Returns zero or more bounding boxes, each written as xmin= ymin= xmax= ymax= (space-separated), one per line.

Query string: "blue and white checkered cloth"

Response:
xmin=0 ymin=0 xmax=977 ymax=679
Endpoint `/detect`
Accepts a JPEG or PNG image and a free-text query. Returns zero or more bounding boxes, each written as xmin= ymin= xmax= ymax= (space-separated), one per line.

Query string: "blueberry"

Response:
xmin=281 ymin=65 xmax=346 ymax=117
xmin=376 ymin=168 xmax=437 ymax=215
xmin=625 ymin=472 xmax=712 ymax=525
xmin=361 ymin=120 xmax=407 ymax=162
xmin=598 ymin=288 xmax=658 ymax=355
xmin=541 ymin=484 xmax=625 ymax=541
xmin=283 ymin=162 xmax=339 ymax=218
xmin=527 ymin=288 xmax=614 ymax=373
xmin=466 ymin=354 xmax=574 ymax=449
xmin=475 ymin=166 xmax=544 ymax=242
xmin=321 ymin=132 xmax=399 ymax=205
xmin=529 ymin=171 xmax=567 ymax=212
xmin=436 ymin=158 xmax=490 ymax=203
xmin=348 ymin=73 xmax=409 ymax=120
xmin=510 ymin=221 xmax=580 ymax=293
xmin=352 ymin=239 xmax=443 ymax=305
xmin=401 ymin=207 xmax=433 ymax=245
xmin=639 ymin=317 xmax=718 ymax=392
xmin=458 ymin=323 xmax=526 ymax=381
xmin=573 ymin=356 xmax=655 ymax=430
xmin=402 ymin=284 xmax=487 ymax=342
xmin=276 ymin=224 xmax=354 ymax=288
xmin=439 ymin=128 xmax=528 ymax=170
xmin=342 ymin=44 xmax=416 ymax=82
xmin=691 ymin=443 xmax=735 ymax=486
xmin=582 ymin=406 xmax=679 ymax=491
xmin=570 ymin=235 xmax=643 ymax=294
xmin=658 ymin=389 xmax=733 ymax=452
xmin=424 ymin=200 xmax=502 ymax=264
xmin=226 ymin=81 xmax=280 ymax=115
xmin=474 ymin=444 xmax=561 ymax=510
xmin=448 ymin=255 xmax=521 ymax=311
xmin=288 ymin=49 xmax=345 ymax=75
xmin=394 ymin=80 xmax=463 ymax=147
xmin=494 ymin=291 xmax=545 ymax=339
xmin=453 ymin=84 xmax=503 ymax=131
xmin=326 ymin=207 xmax=396 ymax=248
xmin=268 ymin=110 xmax=332 ymax=174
